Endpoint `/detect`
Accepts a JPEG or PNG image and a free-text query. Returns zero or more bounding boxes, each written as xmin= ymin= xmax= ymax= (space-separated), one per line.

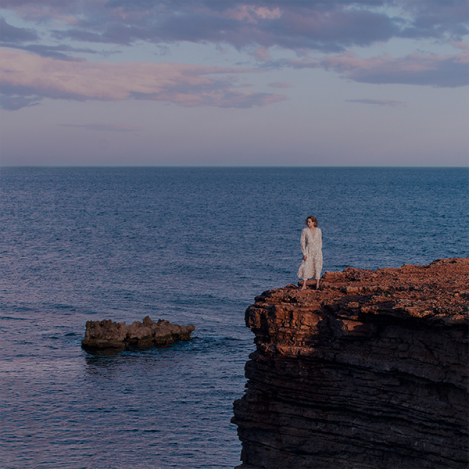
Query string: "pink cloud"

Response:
xmin=0 ymin=48 xmax=286 ymax=109
xmin=452 ymin=41 xmax=469 ymax=51
xmin=110 ymin=6 xmax=151 ymax=22
xmin=223 ymin=5 xmax=282 ymax=24
xmin=253 ymin=47 xmax=272 ymax=61
xmin=253 ymin=7 xmax=282 ymax=20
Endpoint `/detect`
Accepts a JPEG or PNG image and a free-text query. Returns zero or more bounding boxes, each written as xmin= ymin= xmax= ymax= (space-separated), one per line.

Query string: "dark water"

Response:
xmin=0 ymin=167 xmax=467 ymax=468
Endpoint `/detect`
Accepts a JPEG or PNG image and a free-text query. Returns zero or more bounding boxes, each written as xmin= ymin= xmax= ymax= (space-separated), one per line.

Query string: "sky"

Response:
xmin=0 ymin=0 xmax=468 ymax=166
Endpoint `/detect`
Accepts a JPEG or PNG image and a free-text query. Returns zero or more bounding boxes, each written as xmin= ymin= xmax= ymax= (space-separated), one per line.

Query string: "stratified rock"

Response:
xmin=232 ymin=258 xmax=469 ymax=469
xmin=82 ymin=316 xmax=195 ymax=350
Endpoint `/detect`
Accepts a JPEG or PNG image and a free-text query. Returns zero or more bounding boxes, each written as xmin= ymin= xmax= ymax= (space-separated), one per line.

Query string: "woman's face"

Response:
xmin=307 ymin=218 xmax=314 ymax=228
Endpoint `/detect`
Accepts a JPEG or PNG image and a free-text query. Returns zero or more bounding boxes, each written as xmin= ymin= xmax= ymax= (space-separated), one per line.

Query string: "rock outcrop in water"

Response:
xmin=82 ymin=316 xmax=195 ymax=350
xmin=232 ymin=258 xmax=469 ymax=469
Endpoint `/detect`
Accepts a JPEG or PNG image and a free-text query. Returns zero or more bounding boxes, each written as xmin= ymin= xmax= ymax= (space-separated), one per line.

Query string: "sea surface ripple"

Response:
xmin=0 ymin=167 xmax=467 ymax=468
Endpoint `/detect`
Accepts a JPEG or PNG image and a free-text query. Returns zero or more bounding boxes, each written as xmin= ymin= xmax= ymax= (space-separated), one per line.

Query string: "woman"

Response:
xmin=297 ymin=216 xmax=323 ymax=290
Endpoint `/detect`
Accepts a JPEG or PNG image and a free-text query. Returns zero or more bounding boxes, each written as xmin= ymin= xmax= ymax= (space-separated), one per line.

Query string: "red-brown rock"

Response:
xmin=82 ymin=316 xmax=195 ymax=350
xmin=232 ymin=258 xmax=469 ymax=469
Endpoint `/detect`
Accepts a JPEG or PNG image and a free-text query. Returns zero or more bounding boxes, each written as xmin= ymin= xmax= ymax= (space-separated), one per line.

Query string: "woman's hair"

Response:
xmin=305 ymin=216 xmax=318 ymax=227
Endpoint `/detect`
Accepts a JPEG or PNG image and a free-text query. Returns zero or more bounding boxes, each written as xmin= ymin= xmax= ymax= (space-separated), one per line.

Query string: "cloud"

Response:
xmin=268 ymin=81 xmax=293 ymax=88
xmin=321 ymin=50 xmax=469 ymax=88
xmin=0 ymin=17 xmax=38 ymax=42
xmin=59 ymin=123 xmax=143 ymax=132
xmin=0 ymin=0 xmax=87 ymax=23
xmin=0 ymin=93 xmax=41 ymax=110
xmin=345 ymin=99 xmax=407 ymax=107
xmin=452 ymin=40 xmax=469 ymax=51
xmin=0 ymin=2 xmax=466 ymax=102
xmin=49 ymin=5 xmax=400 ymax=52
xmin=1 ymin=1 xmax=467 ymax=53
xmin=0 ymin=42 xmax=97 ymax=61
xmin=0 ymin=48 xmax=286 ymax=110
xmin=396 ymin=0 xmax=469 ymax=40
xmin=253 ymin=47 xmax=272 ymax=61
xmin=258 ymin=47 xmax=469 ymax=88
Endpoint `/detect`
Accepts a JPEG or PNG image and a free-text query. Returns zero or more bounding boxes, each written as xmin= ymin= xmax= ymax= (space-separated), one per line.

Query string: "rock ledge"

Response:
xmin=82 ymin=316 xmax=195 ymax=350
xmin=233 ymin=258 xmax=469 ymax=469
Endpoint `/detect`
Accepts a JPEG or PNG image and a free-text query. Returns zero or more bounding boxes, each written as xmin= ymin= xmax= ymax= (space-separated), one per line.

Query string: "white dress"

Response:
xmin=297 ymin=227 xmax=323 ymax=280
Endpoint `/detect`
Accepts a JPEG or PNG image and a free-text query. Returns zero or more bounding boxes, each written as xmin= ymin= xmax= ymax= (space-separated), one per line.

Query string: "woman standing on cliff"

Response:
xmin=298 ymin=216 xmax=323 ymax=290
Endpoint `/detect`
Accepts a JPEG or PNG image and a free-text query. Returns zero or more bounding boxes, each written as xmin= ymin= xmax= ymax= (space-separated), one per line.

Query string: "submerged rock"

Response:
xmin=82 ymin=316 xmax=195 ymax=351
xmin=232 ymin=258 xmax=469 ymax=469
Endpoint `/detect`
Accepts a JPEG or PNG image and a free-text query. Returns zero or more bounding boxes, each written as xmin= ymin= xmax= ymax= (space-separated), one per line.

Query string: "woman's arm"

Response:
xmin=301 ymin=229 xmax=307 ymax=258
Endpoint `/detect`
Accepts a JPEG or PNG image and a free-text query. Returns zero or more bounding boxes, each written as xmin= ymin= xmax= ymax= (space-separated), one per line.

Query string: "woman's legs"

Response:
xmin=300 ymin=278 xmax=319 ymax=290
xmin=301 ymin=278 xmax=319 ymax=290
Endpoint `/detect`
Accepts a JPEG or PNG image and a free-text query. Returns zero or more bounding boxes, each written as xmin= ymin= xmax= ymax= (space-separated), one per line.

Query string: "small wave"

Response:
xmin=0 ymin=316 xmax=28 ymax=321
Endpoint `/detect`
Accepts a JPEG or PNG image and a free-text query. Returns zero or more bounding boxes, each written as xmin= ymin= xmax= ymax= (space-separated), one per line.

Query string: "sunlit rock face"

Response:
xmin=82 ymin=316 xmax=195 ymax=350
xmin=233 ymin=258 xmax=469 ymax=469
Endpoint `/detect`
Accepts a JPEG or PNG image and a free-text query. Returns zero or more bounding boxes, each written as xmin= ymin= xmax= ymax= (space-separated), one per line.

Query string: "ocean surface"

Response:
xmin=1 ymin=167 xmax=467 ymax=468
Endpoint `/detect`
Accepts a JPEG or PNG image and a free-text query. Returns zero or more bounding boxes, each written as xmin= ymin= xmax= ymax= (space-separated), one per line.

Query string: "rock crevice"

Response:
xmin=233 ymin=258 xmax=469 ymax=469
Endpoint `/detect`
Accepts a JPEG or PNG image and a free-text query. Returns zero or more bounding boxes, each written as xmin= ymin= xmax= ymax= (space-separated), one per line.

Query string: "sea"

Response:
xmin=1 ymin=167 xmax=468 ymax=469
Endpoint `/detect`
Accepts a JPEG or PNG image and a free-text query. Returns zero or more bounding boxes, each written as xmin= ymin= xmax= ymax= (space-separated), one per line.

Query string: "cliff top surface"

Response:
xmin=252 ymin=258 xmax=469 ymax=327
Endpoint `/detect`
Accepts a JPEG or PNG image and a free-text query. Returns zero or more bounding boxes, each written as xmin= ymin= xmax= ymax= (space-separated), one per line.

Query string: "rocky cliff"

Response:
xmin=232 ymin=258 xmax=469 ymax=469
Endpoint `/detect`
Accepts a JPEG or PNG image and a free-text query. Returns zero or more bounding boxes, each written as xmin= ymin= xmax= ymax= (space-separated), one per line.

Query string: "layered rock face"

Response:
xmin=82 ymin=316 xmax=195 ymax=350
xmin=233 ymin=258 xmax=469 ymax=469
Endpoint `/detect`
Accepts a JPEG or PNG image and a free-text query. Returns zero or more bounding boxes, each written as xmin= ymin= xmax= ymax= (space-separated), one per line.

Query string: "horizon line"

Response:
xmin=1 ymin=164 xmax=468 ymax=169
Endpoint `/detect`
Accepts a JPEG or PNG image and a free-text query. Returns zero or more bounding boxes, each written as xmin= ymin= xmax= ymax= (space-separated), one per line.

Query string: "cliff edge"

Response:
xmin=232 ymin=258 xmax=469 ymax=469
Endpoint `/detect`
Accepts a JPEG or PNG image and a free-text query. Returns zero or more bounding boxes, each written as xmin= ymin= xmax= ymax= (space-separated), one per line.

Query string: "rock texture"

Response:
xmin=82 ymin=316 xmax=195 ymax=350
xmin=232 ymin=258 xmax=469 ymax=469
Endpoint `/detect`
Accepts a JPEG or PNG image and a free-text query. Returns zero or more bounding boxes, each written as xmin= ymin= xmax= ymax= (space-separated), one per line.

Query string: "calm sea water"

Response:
xmin=0 ymin=167 xmax=467 ymax=468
